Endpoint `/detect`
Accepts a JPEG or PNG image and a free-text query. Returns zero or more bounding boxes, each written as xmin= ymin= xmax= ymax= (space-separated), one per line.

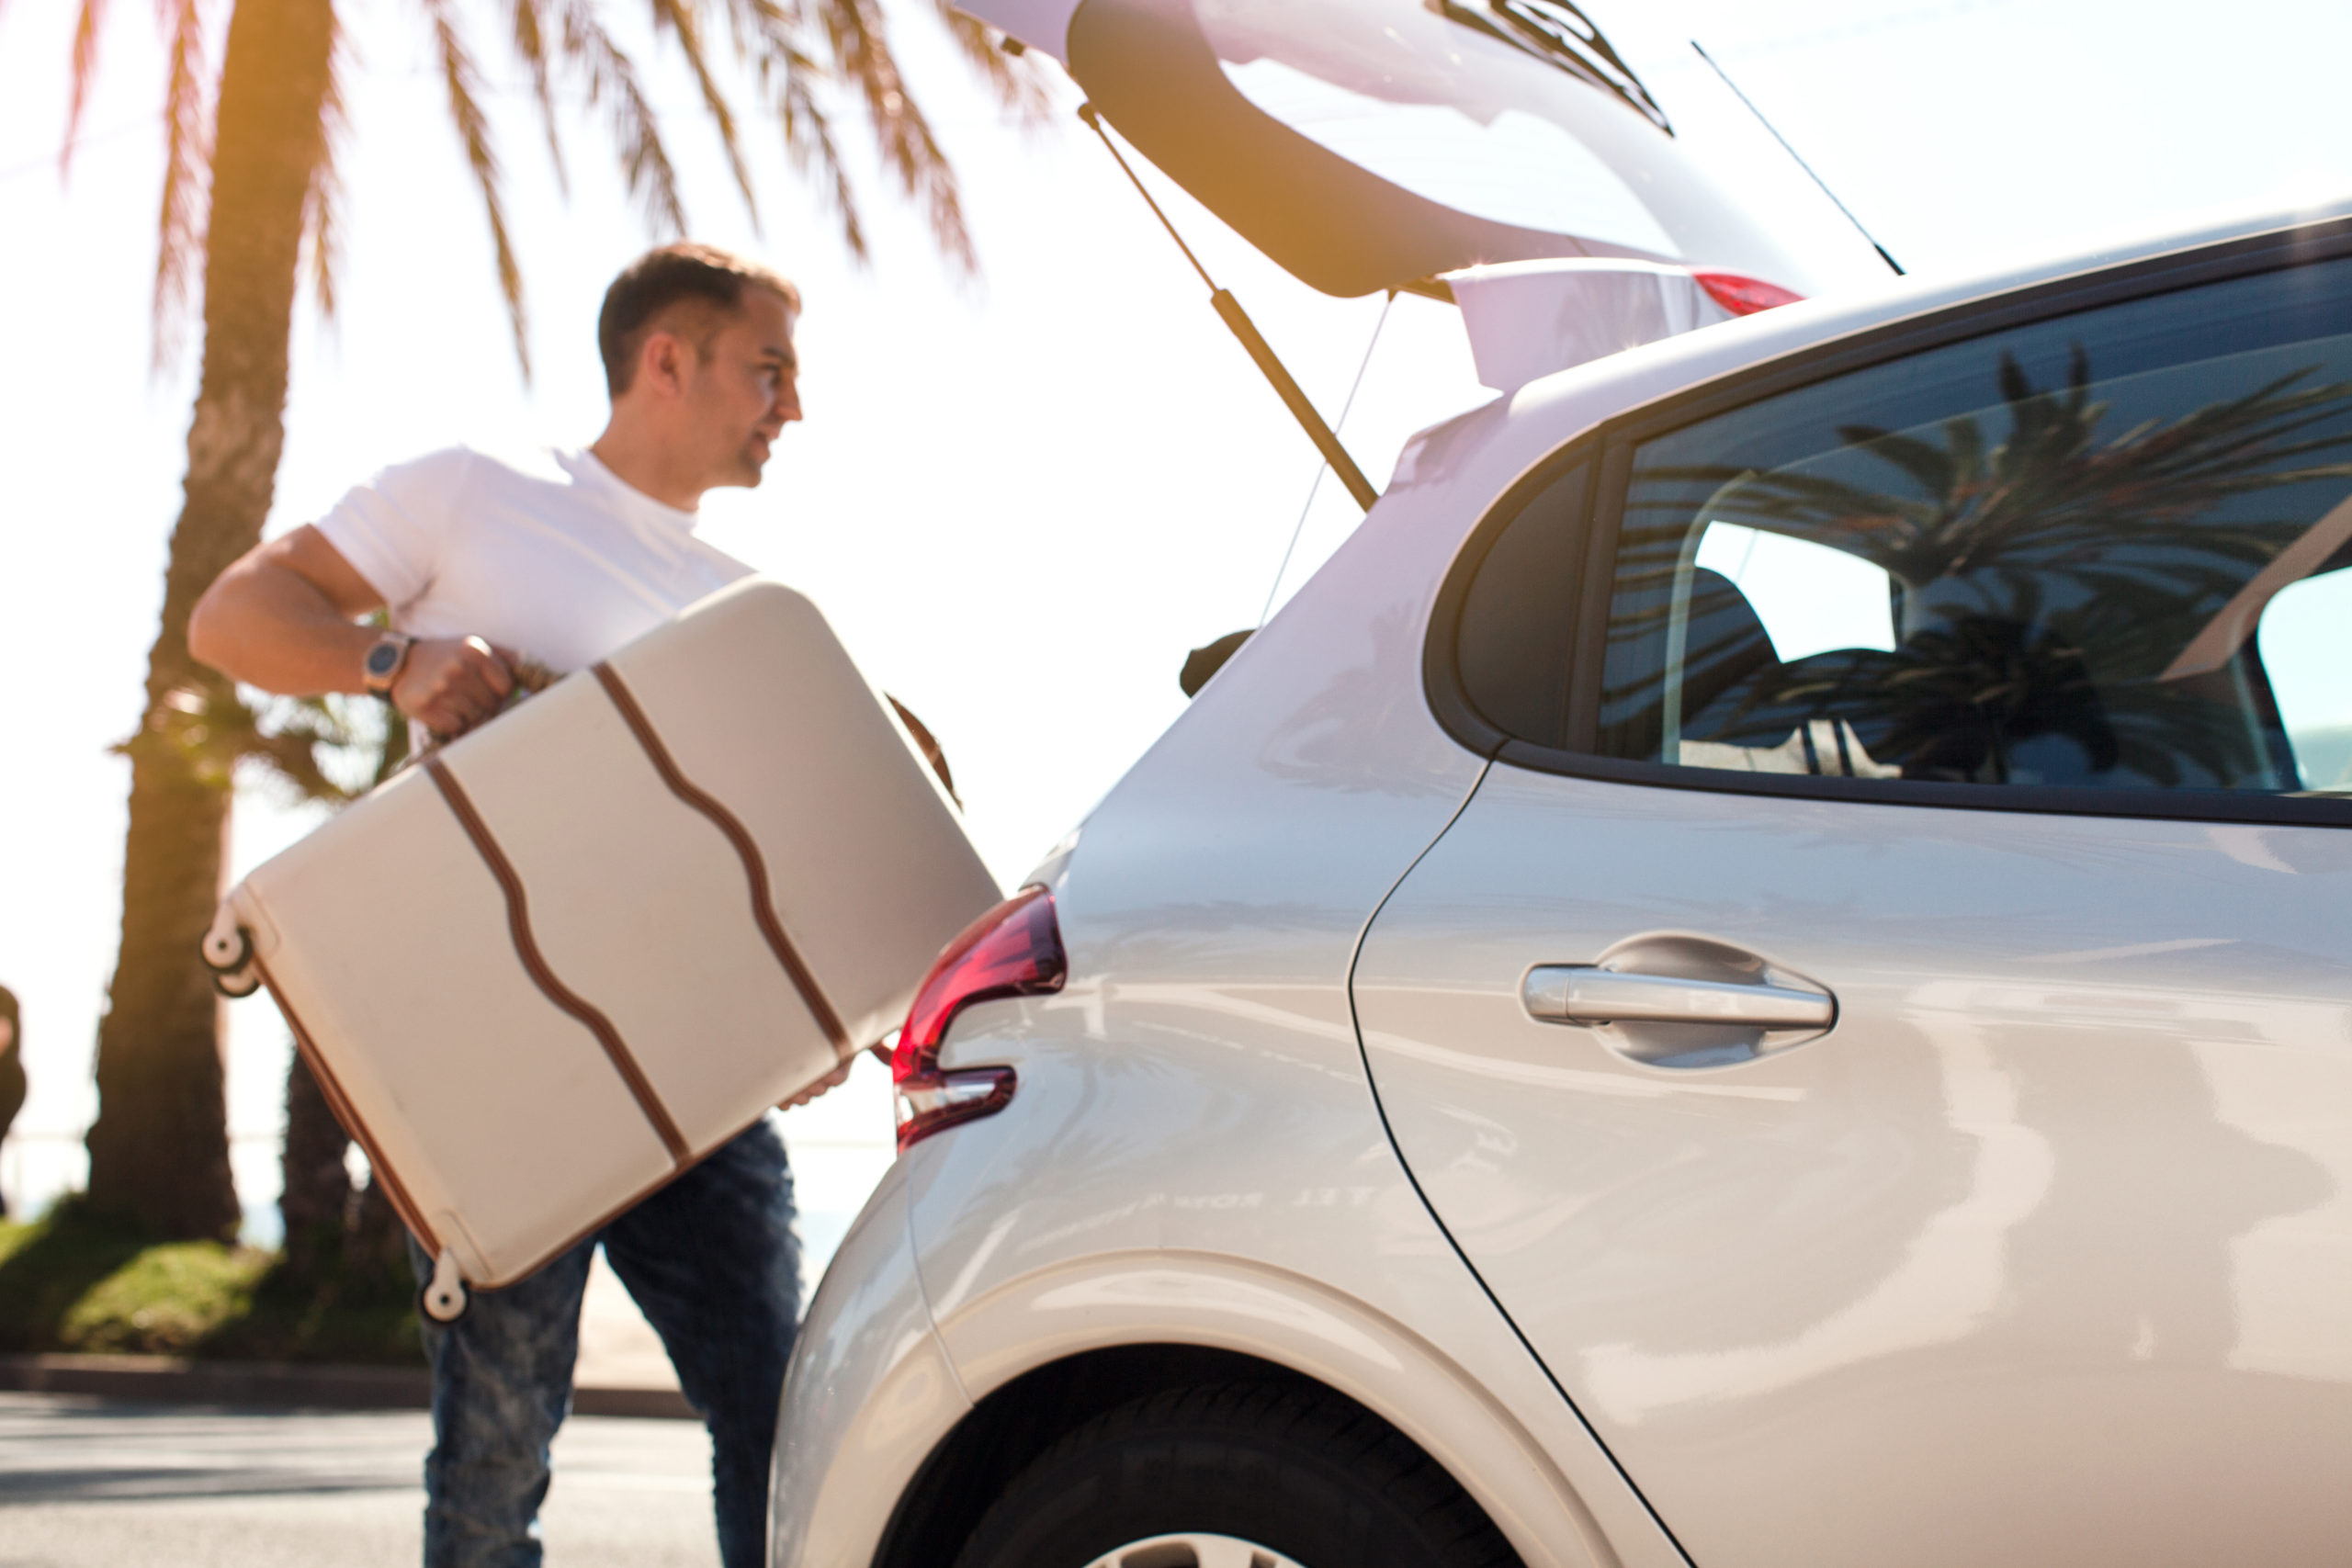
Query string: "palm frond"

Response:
xmin=419 ymin=0 xmax=531 ymax=378
xmin=714 ymin=0 xmax=804 ymax=74
xmin=722 ymin=0 xmax=869 ymax=258
xmin=506 ymin=0 xmax=571 ymax=197
xmin=299 ymin=16 xmax=349 ymax=324
xmin=557 ymin=0 xmax=688 ymax=235
xmin=645 ymin=0 xmax=759 ymax=223
xmin=817 ymin=0 xmax=973 ymax=273
xmin=240 ymin=696 xmax=365 ymax=803
xmin=927 ymin=0 xmax=1053 ymax=125
xmin=119 ymin=682 xmax=365 ymax=803
xmin=778 ymin=37 xmax=868 ymax=258
xmin=148 ymin=0 xmax=217 ymax=369
xmin=62 ymin=0 xmax=110 ymax=175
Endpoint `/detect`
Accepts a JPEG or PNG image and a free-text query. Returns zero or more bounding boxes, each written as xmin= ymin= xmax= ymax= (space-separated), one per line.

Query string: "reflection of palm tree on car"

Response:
xmin=1611 ymin=347 xmax=2352 ymax=787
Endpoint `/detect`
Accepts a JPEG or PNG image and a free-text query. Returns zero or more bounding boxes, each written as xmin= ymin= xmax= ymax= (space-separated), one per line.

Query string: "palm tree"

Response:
xmin=55 ymin=0 xmax=1041 ymax=1239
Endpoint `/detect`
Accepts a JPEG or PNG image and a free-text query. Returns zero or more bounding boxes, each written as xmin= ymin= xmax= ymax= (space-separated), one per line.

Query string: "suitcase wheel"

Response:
xmin=420 ymin=1248 xmax=471 ymax=1325
xmin=199 ymin=923 xmax=261 ymax=998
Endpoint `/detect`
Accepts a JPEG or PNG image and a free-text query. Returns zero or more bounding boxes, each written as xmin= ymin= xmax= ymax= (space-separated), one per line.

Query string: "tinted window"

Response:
xmin=1594 ymin=259 xmax=2352 ymax=795
xmin=1456 ymin=460 xmax=1589 ymax=748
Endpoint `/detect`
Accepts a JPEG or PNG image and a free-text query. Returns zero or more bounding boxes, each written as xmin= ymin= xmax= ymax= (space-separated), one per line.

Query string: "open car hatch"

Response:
xmin=960 ymin=0 xmax=1826 ymax=301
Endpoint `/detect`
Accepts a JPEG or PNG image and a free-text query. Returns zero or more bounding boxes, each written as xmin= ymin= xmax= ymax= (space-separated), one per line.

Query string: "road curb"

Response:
xmin=0 ymin=1353 xmax=695 ymax=1419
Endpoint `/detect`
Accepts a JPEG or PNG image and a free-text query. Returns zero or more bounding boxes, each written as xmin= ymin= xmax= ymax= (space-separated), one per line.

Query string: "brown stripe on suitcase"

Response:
xmin=592 ymin=661 xmax=856 ymax=1056
xmin=424 ymin=756 xmax=695 ymax=1167
xmin=254 ymin=956 xmax=442 ymax=1257
xmin=260 ymin=946 xmax=775 ymax=1292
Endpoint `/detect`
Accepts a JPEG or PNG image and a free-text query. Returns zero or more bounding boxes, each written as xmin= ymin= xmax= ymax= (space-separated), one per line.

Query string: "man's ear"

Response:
xmin=637 ymin=329 xmax=693 ymax=399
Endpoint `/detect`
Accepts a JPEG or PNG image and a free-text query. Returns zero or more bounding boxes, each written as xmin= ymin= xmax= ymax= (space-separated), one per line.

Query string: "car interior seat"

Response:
xmin=1598 ymin=566 xmax=1779 ymax=761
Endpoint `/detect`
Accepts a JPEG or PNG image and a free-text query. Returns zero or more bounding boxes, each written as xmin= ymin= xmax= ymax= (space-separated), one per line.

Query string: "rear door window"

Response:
xmin=1591 ymin=257 xmax=2352 ymax=795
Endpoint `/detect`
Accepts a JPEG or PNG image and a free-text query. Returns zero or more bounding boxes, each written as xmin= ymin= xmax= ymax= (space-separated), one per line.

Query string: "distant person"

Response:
xmin=188 ymin=243 xmax=839 ymax=1568
xmin=0 ymin=987 xmax=21 ymax=1219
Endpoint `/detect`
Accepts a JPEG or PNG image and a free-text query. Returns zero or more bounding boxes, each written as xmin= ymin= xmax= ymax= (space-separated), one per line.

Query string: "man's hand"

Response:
xmin=781 ymin=1060 xmax=853 ymax=1111
xmin=391 ymin=636 xmax=518 ymax=739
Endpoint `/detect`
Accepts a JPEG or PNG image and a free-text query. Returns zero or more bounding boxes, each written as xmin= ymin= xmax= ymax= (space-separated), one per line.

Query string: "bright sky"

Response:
xmin=4 ymin=0 xmax=2348 ymax=1258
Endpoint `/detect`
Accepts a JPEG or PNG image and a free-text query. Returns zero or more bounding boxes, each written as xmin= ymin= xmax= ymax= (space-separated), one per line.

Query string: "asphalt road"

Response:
xmin=0 ymin=1392 xmax=720 ymax=1567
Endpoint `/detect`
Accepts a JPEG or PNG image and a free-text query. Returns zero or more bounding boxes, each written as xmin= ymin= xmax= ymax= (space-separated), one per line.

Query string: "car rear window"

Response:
xmin=1590 ymin=255 xmax=2352 ymax=795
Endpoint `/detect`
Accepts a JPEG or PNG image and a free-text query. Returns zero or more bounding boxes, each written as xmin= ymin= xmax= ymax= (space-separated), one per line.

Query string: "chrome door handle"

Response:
xmin=1522 ymin=966 xmax=1835 ymax=1030
xmin=1520 ymin=936 xmax=1838 ymax=1068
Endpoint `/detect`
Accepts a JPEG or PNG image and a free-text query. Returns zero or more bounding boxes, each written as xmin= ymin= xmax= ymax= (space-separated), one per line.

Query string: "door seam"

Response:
xmin=1342 ymin=755 xmax=1702 ymax=1568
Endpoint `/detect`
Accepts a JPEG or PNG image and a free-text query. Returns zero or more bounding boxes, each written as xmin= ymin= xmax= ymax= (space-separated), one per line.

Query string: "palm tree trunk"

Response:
xmin=278 ymin=1053 xmax=352 ymax=1277
xmin=84 ymin=0 xmax=335 ymax=1239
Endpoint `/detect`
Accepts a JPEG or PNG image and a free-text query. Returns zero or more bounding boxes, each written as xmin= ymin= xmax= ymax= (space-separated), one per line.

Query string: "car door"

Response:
xmin=1352 ymin=233 xmax=2352 ymax=1568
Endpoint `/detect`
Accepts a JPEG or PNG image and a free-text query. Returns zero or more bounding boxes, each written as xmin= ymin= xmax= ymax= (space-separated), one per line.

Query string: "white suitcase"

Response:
xmin=202 ymin=579 xmax=1001 ymax=1319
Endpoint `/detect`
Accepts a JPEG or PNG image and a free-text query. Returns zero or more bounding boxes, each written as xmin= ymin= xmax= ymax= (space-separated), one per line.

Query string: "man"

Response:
xmin=190 ymin=243 xmax=840 ymax=1568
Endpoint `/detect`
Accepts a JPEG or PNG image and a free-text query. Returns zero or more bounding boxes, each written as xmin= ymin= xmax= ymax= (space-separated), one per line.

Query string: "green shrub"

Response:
xmin=0 ymin=1202 xmax=420 ymax=1363
xmin=58 ymin=1237 xmax=270 ymax=1355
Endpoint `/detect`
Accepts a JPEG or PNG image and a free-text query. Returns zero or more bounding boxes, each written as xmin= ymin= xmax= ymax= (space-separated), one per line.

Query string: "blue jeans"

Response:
xmin=407 ymin=1119 xmax=801 ymax=1568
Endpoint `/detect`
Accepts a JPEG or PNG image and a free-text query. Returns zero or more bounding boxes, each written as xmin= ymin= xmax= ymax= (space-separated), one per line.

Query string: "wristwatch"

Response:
xmin=362 ymin=631 xmax=415 ymax=697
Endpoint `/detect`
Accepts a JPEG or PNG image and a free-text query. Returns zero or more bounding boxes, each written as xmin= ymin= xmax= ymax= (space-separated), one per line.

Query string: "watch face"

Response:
xmin=367 ymin=640 xmax=401 ymax=678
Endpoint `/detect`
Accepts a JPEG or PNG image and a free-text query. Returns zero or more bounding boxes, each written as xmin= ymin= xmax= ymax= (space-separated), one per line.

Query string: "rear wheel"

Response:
xmin=1082 ymin=1536 xmax=1305 ymax=1568
xmin=951 ymin=1382 xmax=1521 ymax=1568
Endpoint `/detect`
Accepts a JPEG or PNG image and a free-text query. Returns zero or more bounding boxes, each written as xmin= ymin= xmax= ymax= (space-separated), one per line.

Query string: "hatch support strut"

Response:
xmin=1079 ymin=103 xmax=1382 ymax=513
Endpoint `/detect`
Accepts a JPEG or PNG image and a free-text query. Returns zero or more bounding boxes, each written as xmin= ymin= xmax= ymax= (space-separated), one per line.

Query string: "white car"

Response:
xmin=770 ymin=5 xmax=2352 ymax=1566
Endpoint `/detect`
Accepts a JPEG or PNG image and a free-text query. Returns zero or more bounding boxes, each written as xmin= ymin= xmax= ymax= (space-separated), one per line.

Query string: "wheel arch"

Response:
xmin=874 ymin=1344 xmax=1317 ymax=1568
xmin=886 ymin=1251 xmax=1621 ymax=1568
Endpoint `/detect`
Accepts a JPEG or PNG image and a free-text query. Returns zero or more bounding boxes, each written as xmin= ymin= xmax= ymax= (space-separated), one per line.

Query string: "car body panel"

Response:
xmin=908 ymin=995 xmax=1680 ymax=1568
xmin=767 ymin=1162 xmax=970 ymax=1568
xmin=1353 ymin=770 xmax=2352 ymax=1567
xmin=966 ymin=0 xmax=1080 ymax=62
xmin=768 ymin=201 xmax=2352 ymax=1568
xmin=894 ymin=429 xmax=1687 ymax=1563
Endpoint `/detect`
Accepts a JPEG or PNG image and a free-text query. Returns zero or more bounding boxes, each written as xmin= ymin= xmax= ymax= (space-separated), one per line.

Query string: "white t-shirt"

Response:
xmin=315 ymin=446 xmax=753 ymax=673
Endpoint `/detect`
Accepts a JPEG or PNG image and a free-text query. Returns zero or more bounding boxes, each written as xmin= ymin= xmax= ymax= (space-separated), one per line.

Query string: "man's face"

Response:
xmin=683 ymin=288 xmax=801 ymax=491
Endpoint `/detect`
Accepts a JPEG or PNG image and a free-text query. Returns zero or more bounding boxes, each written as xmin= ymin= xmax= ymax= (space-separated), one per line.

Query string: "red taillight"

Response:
xmin=1693 ymin=270 xmax=1805 ymax=317
xmin=891 ymin=886 xmax=1066 ymax=1152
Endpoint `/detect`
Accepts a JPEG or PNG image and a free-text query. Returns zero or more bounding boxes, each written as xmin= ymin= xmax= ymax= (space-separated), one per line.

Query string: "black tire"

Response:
xmin=951 ymin=1382 xmax=1521 ymax=1568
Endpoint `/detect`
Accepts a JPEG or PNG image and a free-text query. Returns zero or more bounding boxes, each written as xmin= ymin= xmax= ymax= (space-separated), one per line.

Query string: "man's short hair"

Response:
xmin=598 ymin=243 xmax=800 ymax=397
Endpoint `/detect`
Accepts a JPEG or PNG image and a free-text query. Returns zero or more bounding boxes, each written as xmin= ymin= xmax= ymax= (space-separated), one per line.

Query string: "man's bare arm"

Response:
xmin=190 ymin=525 xmax=518 ymax=738
xmin=190 ymin=526 xmax=387 ymax=692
